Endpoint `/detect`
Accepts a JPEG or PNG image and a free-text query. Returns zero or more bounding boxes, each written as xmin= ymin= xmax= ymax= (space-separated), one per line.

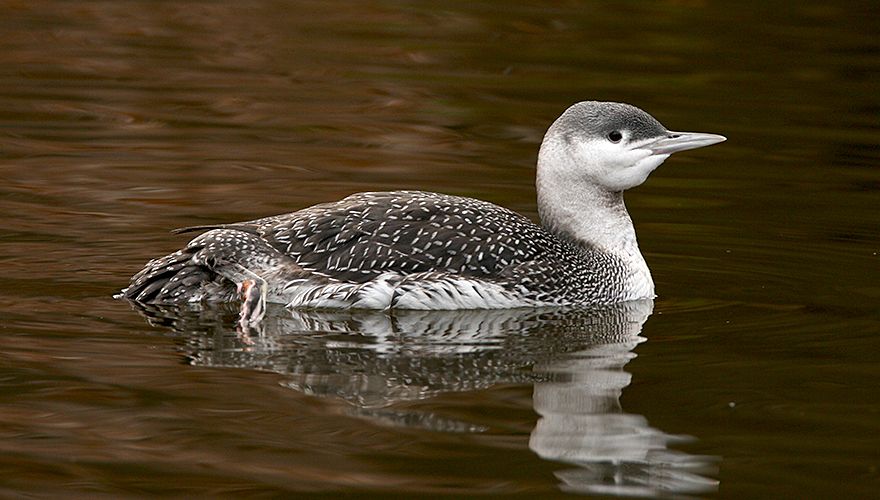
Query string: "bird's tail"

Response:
xmin=117 ymin=246 xmax=222 ymax=303
xmin=118 ymin=228 xmax=306 ymax=305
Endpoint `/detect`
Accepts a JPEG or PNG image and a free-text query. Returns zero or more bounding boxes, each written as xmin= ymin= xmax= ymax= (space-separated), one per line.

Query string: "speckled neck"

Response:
xmin=536 ymin=135 xmax=655 ymax=300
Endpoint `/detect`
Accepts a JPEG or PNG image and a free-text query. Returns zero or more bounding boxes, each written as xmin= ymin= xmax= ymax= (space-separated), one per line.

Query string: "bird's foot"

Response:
xmin=237 ymin=279 xmax=266 ymax=328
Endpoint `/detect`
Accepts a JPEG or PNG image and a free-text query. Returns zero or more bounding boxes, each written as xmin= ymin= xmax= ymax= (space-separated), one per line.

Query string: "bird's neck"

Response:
xmin=536 ymin=143 xmax=654 ymax=299
xmin=537 ymin=178 xmax=640 ymax=257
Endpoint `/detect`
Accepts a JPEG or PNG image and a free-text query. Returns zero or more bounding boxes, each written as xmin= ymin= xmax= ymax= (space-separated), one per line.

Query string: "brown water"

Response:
xmin=1 ymin=1 xmax=878 ymax=497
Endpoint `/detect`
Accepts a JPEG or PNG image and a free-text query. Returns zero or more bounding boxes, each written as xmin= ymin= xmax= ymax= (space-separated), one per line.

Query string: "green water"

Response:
xmin=1 ymin=1 xmax=878 ymax=497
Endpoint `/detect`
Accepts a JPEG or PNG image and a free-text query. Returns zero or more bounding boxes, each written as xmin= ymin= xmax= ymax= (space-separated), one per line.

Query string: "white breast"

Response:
xmin=279 ymin=272 xmax=542 ymax=310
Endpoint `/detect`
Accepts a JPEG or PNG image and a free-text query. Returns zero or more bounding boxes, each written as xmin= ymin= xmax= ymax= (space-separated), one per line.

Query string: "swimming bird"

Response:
xmin=120 ymin=101 xmax=725 ymax=323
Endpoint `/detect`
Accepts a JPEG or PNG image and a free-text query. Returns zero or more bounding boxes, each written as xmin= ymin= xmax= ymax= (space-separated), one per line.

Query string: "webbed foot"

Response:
xmin=237 ymin=279 xmax=266 ymax=327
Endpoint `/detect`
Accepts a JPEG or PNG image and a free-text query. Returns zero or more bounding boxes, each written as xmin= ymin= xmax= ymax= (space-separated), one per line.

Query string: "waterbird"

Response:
xmin=120 ymin=101 xmax=725 ymax=324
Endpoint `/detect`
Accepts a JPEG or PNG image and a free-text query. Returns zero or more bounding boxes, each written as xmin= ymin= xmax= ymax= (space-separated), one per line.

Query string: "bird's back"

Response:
xmin=122 ymin=190 xmax=625 ymax=309
xmin=248 ymin=191 xmax=561 ymax=282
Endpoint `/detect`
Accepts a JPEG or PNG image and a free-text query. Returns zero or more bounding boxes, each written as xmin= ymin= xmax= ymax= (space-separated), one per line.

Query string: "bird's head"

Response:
xmin=539 ymin=101 xmax=726 ymax=192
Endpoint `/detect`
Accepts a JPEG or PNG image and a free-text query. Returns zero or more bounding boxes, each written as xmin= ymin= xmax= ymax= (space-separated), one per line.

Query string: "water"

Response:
xmin=1 ymin=1 xmax=878 ymax=497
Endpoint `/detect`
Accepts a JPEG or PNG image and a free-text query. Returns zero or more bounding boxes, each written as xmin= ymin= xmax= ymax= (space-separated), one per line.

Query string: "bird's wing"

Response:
xmin=236 ymin=191 xmax=561 ymax=284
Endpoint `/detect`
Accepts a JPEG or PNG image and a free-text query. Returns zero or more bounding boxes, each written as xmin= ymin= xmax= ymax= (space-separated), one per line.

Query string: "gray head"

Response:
xmin=539 ymin=101 xmax=726 ymax=192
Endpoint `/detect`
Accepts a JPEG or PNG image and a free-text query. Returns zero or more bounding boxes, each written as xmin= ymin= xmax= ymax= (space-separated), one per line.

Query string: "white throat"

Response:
xmin=536 ymin=136 xmax=655 ymax=300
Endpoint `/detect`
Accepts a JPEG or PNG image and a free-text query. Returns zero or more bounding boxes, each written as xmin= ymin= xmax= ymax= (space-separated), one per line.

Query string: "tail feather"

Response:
xmin=171 ymin=223 xmax=258 ymax=235
xmin=171 ymin=224 xmax=227 ymax=235
xmin=121 ymin=246 xmax=228 ymax=303
xmin=120 ymin=228 xmax=305 ymax=305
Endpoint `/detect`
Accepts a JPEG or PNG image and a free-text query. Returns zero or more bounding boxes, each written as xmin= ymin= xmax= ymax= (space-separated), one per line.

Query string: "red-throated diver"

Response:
xmin=120 ymin=101 xmax=725 ymax=322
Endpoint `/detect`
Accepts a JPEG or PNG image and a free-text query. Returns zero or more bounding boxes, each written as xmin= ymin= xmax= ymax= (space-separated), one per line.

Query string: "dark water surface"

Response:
xmin=1 ymin=1 xmax=878 ymax=497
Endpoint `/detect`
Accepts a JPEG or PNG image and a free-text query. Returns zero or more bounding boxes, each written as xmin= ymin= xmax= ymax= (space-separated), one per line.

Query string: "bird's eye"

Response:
xmin=607 ymin=130 xmax=623 ymax=143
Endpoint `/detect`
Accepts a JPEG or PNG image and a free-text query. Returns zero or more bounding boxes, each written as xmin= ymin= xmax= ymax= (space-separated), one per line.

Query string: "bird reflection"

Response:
xmin=130 ymin=300 xmax=718 ymax=496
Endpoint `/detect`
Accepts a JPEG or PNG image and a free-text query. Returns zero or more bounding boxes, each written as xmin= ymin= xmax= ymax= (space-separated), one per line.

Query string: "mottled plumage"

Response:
xmin=121 ymin=101 xmax=725 ymax=313
xmin=123 ymin=191 xmax=628 ymax=309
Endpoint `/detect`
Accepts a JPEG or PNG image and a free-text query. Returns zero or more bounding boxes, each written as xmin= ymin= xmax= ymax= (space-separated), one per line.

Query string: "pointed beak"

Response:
xmin=647 ymin=131 xmax=727 ymax=155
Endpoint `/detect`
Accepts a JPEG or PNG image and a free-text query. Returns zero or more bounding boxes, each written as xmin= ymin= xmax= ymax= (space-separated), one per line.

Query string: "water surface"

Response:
xmin=1 ymin=1 xmax=878 ymax=497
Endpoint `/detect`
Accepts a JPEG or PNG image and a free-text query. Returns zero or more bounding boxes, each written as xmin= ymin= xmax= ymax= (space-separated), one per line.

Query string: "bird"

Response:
xmin=119 ymin=101 xmax=725 ymax=324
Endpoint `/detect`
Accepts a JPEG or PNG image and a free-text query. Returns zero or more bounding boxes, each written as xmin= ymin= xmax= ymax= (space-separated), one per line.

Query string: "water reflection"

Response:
xmin=131 ymin=300 xmax=718 ymax=496
xmin=530 ymin=332 xmax=719 ymax=496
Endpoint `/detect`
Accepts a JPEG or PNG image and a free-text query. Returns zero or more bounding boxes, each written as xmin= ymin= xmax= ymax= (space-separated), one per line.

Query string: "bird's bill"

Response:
xmin=646 ymin=131 xmax=727 ymax=155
